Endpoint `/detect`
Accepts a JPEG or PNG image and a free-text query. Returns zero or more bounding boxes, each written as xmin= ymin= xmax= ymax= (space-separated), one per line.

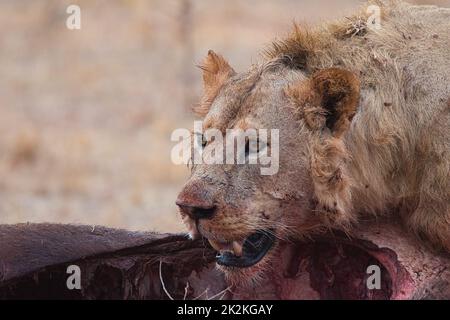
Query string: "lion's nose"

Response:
xmin=176 ymin=183 xmax=217 ymax=220
xmin=176 ymin=202 xmax=217 ymax=220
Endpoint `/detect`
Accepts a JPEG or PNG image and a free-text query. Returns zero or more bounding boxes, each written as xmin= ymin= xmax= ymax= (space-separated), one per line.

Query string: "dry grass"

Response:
xmin=0 ymin=0 xmax=448 ymax=232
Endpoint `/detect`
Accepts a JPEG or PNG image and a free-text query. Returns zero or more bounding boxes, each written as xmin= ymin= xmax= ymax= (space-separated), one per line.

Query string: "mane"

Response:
xmin=263 ymin=0 xmax=390 ymax=73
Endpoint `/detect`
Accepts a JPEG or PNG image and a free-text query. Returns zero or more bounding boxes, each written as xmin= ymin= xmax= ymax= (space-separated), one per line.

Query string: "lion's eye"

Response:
xmin=245 ymin=138 xmax=259 ymax=157
xmin=201 ymin=135 xmax=207 ymax=148
xmin=194 ymin=133 xmax=207 ymax=149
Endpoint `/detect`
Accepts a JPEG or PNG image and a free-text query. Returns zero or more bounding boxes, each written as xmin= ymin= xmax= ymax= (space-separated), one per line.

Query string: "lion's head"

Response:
xmin=176 ymin=50 xmax=360 ymax=285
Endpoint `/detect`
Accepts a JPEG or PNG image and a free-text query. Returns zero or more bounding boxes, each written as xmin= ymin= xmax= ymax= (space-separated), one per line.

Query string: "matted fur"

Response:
xmin=178 ymin=0 xmax=450 ymax=284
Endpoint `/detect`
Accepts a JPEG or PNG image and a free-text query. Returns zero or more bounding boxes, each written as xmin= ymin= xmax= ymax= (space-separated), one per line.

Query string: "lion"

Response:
xmin=176 ymin=0 xmax=450 ymax=286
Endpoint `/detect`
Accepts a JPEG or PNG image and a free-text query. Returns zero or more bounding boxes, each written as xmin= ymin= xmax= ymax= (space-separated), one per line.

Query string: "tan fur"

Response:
xmin=277 ymin=0 xmax=450 ymax=251
xmin=194 ymin=50 xmax=236 ymax=117
xmin=286 ymin=68 xmax=361 ymax=228
xmin=178 ymin=0 xmax=450 ymax=284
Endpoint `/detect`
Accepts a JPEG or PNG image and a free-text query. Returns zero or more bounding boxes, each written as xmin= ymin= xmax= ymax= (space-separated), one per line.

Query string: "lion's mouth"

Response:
xmin=208 ymin=230 xmax=275 ymax=268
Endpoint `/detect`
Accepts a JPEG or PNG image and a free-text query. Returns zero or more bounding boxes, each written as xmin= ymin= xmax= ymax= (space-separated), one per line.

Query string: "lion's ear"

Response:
xmin=194 ymin=50 xmax=235 ymax=117
xmin=200 ymin=50 xmax=235 ymax=89
xmin=287 ymin=68 xmax=360 ymax=137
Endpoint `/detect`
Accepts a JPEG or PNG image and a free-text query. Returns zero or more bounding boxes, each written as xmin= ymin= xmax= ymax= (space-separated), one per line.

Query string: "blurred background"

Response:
xmin=0 ymin=0 xmax=448 ymax=232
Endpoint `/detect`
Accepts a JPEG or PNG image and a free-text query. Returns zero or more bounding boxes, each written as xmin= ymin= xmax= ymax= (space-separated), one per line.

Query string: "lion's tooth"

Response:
xmin=232 ymin=241 xmax=243 ymax=257
xmin=208 ymin=239 xmax=233 ymax=252
xmin=208 ymin=239 xmax=223 ymax=252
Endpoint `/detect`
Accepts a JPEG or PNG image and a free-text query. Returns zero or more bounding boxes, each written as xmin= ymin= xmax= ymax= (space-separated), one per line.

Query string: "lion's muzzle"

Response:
xmin=176 ymin=181 xmax=276 ymax=268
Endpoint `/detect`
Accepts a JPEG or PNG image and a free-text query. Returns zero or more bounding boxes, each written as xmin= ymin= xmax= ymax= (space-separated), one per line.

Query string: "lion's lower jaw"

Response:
xmin=216 ymin=246 xmax=277 ymax=289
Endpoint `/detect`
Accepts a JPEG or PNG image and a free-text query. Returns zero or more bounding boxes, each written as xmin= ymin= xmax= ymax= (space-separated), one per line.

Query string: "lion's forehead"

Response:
xmin=204 ymin=65 xmax=303 ymax=132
